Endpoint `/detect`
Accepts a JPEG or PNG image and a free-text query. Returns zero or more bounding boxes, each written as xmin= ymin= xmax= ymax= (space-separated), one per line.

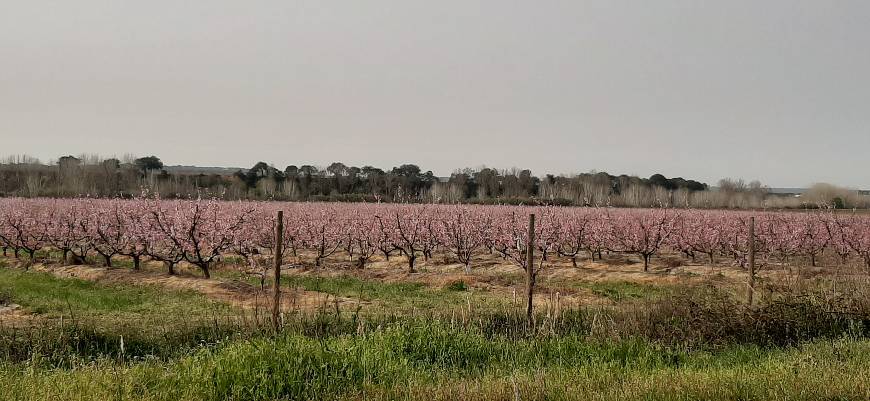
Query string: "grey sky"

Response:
xmin=2 ymin=1 xmax=868 ymax=188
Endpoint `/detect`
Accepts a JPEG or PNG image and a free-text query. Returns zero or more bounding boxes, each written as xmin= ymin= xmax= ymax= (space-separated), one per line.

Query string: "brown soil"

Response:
xmin=0 ymin=303 xmax=33 ymax=326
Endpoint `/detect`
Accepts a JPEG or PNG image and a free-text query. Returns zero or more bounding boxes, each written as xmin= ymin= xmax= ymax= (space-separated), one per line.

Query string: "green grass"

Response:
xmin=32 ymin=249 xmax=64 ymax=261
xmin=216 ymin=269 xmax=495 ymax=311
xmin=285 ymin=274 xmax=427 ymax=301
xmin=107 ymin=257 xmax=137 ymax=269
xmin=0 ymin=268 xmax=228 ymax=320
xmin=0 ymin=267 xmax=251 ymax=365
xmin=4 ymin=250 xmax=139 ymax=268
xmin=3 ymin=267 xmax=870 ymax=400
xmin=216 ymin=255 xmax=246 ymax=266
xmin=580 ymin=280 xmax=664 ymax=302
xmin=443 ymin=280 xmax=468 ymax=292
xmin=283 ymin=274 xmax=508 ymax=311
xmin=1 ymin=326 xmax=868 ymax=401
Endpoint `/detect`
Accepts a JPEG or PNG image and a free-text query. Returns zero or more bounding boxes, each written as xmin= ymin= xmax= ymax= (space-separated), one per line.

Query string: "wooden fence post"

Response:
xmin=526 ymin=213 xmax=535 ymax=324
xmin=273 ymin=210 xmax=284 ymax=331
xmin=748 ymin=216 xmax=756 ymax=307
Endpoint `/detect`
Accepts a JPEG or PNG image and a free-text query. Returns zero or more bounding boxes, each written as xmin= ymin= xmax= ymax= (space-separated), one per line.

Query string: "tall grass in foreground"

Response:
xmin=4 ymin=281 xmax=868 ymax=366
xmin=2 ymin=328 xmax=869 ymax=401
xmin=2 ymin=266 xmax=870 ymax=400
xmin=3 ymin=298 xmax=870 ymax=401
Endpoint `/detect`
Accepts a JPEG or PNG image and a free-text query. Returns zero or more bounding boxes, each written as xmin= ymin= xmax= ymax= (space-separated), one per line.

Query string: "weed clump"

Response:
xmin=444 ymin=280 xmax=468 ymax=292
xmin=610 ymin=284 xmax=870 ymax=347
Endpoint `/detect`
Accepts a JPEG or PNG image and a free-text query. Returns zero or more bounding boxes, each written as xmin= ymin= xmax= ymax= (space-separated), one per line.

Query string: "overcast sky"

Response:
xmin=2 ymin=1 xmax=868 ymax=188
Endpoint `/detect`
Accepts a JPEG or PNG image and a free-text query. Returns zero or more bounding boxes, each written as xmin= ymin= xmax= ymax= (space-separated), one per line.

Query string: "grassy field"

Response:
xmin=217 ymin=269 xmax=477 ymax=310
xmin=0 ymin=268 xmax=226 ymax=320
xmin=3 ymin=328 xmax=869 ymax=401
xmin=1 ymin=255 xmax=870 ymax=400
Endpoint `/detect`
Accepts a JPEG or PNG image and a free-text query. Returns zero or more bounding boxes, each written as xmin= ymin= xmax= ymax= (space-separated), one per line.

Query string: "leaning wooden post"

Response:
xmin=272 ymin=210 xmax=284 ymax=331
xmin=747 ymin=216 xmax=756 ymax=307
xmin=526 ymin=213 xmax=536 ymax=325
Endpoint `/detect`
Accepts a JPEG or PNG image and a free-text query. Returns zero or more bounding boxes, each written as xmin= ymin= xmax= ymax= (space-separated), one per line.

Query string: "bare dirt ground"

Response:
xmin=0 ymin=304 xmax=28 ymax=326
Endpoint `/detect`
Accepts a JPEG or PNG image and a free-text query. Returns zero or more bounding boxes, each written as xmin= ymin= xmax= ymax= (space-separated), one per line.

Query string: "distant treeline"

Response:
xmin=0 ymin=154 xmax=866 ymax=209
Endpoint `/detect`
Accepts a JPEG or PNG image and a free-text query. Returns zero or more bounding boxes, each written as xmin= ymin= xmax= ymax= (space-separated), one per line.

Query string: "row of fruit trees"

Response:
xmin=1 ymin=197 xmax=869 ymax=278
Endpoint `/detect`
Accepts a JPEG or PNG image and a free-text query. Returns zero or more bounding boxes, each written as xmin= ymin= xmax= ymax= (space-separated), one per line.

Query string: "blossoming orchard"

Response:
xmin=2 ymin=197 xmax=869 ymax=279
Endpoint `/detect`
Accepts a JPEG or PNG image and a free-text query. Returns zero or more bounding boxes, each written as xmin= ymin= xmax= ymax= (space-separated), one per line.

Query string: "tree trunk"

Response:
xmin=200 ymin=262 xmax=210 ymax=279
xmin=571 ymin=255 xmax=577 ymax=268
xmin=315 ymin=256 xmax=322 ymax=267
xmin=811 ymin=254 xmax=817 ymax=267
xmin=28 ymin=249 xmax=36 ymax=261
xmin=407 ymin=254 xmax=416 ymax=273
xmin=132 ymin=255 xmax=141 ymax=270
xmin=102 ymin=254 xmax=112 ymax=267
xmin=643 ymin=254 xmax=650 ymax=272
xmin=357 ymin=257 xmax=366 ymax=269
xmin=165 ymin=261 xmax=176 ymax=275
xmin=67 ymin=253 xmax=85 ymax=265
